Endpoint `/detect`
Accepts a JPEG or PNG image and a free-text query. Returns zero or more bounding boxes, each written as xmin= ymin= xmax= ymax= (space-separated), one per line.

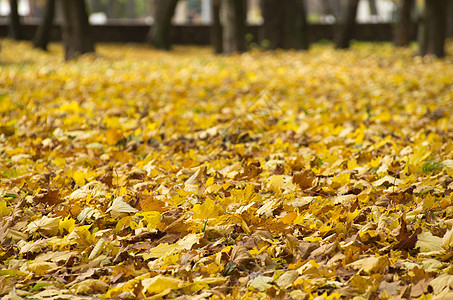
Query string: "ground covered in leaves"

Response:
xmin=1 ymin=39 xmax=453 ymax=299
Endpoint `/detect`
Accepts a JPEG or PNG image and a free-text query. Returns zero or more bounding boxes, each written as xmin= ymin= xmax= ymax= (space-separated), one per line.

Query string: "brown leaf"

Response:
xmin=378 ymin=280 xmax=402 ymax=296
xmin=99 ymin=172 xmax=113 ymax=187
xmin=230 ymin=244 xmax=257 ymax=271
xmin=411 ymin=279 xmax=430 ymax=298
xmin=33 ymin=189 xmax=61 ymax=206
xmin=292 ymin=170 xmax=315 ymax=190
xmin=297 ymin=242 xmax=319 ymax=260
xmin=395 ymin=225 xmax=422 ymax=250
xmin=310 ymin=241 xmax=339 ymax=261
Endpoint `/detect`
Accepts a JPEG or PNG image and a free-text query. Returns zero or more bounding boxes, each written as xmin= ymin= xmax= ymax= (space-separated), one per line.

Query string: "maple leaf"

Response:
xmin=292 ymin=170 xmax=315 ymax=189
xmin=106 ymin=196 xmax=138 ymax=218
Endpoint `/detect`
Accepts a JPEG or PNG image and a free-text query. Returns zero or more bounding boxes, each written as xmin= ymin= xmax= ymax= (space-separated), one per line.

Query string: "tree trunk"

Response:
xmin=330 ymin=0 xmax=342 ymax=20
xmin=261 ymin=0 xmax=284 ymax=49
xmin=126 ymin=0 xmax=136 ymax=19
xmin=446 ymin=1 xmax=453 ymax=37
xmin=222 ymin=0 xmax=247 ymax=54
xmin=417 ymin=12 xmax=427 ymax=56
xmin=368 ymin=0 xmax=378 ymax=16
xmin=422 ymin=0 xmax=447 ymax=58
xmin=261 ymin=0 xmax=286 ymax=50
xmin=60 ymin=0 xmax=95 ymax=61
xmin=90 ymin=0 xmax=102 ymax=13
xmin=8 ymin=0 xmax=23 ymax=40
xmin=210 ymin=0 xmax=223 ymax=54
xmin=148 ymin=0 xmax=179 ymax=50
xmin=321 ymin=0 xmax=333 ymax=16
xmin=33 ymin=0 xmax=55 ymax=50
xmin=106 ymin=0 xmax=121 ymax=19
xmin=284 ymin=0 xmax=308 ymax=50
xmin=335 ymin=0 xmax=359 ymax=49
xmin=393 ymin=0 xmax=415 ymax=47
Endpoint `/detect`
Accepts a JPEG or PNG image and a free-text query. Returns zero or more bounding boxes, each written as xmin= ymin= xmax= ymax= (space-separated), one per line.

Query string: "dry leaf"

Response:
xmin=106 ymin=196 xmax=138 ymax=218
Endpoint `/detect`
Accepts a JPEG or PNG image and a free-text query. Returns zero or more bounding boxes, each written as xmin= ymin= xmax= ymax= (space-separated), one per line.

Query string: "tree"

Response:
xmin=446 ymin=1 xmax=453 ymax=37
xmin=284 ymin=0 xmax=309 ymax=50
xmin=126 ymin=0 xmax=136 ymax=19
xmin=60 ymin=0 xmax=95 ymax=61
xmin=261 ymin=0 xmax=283 ymax=49
xmin=33 ymin=0 xmax=56 ymax=51
xmin=418 ymin=0 xmax=447 ymax=57
xmin=90 ymin=0 xmax=102 ymax=13
xmin=335 ymin=0 xmax=360 ymax=49
xmin=106 ymin=0 xmax=121 ymax=19
xmin=368 ymin=0 xmax=378 ymax=18
xmin=8 ymin=0 xmax=23 ymax=40
xmin=222 ymin=0 xmax=247 ymax=54
xmin=210 ymin=0 xmax=223 ymax=54
xmin=393 ymin=0 xmax=415 ymax=47
xmin=148 ymin=0 xmax=179 ymax=50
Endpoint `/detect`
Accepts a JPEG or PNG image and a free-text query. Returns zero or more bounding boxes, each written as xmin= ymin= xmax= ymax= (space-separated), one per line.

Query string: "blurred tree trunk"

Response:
xmin=393 ymin=0 xmax=415 ymax=47
xmin=222 ymin=0 xmax=247 ymax=54
xmin=368 ymin=0 xmax=378 ymax=17
xmin=331 ymin=0 xmax=342 ymax=20
xmin=335 ymin=0 xmax=359 ymax=49
xmin=91 ymin=0 xmax=102 ymax=12
xmin=9 ymin=0 xmax=23 ymax=40
xmin=148 ymin=0 xmax=179 ymax=50
xmin=285 ymin=0 xmax=308 ymax=50
xmin=419 ymin=0 xmax=447 ymax=57
xmin=321 ymin=0 xmax=333 ymax=16
xmin=33 ymin=0 xmax=55 ymax=50
xmin=261 ymin=0 xmax=308 ymax=50
xmin=106 ymin=0 xmax=121 ymax=19
xmin=210 ymin=0 xmax=223 ymax=54
xmin=261 ymin=0 xmax=283 ymax=49
xmin=126 ymin=0 xmax=136 ymax=18
xmin=60 ymin=0 xmax=95 ymax=61
xmin=447 ymin=1 xmax=453 ymax=37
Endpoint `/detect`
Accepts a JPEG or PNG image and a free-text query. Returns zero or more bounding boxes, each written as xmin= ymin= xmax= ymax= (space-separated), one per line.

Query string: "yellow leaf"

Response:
xmin=143 ymin=243 xmax=177 ymax=260
xmin=25 ymin=216 xmax=60 ymax=236
xmin=275 ymin=270 xmax=298 ymax=289
xmin=136 ymin=211 xmax=161 ymax=229
xmin=429 ymin=274 xmax=453 ymax=295
xmin=105 ymin=276 xmax=145 ymax=298
xmin=423 ymin=193 xmax=436 ymax=210
xmin=18 ymin=239 xmax=47 ymax=255
xmin=70 ymin=279 xmax=109 ymax=295
xmin=406 ymin=146 xmax=432 ymax=174
xmin=442 ymin=228 xmax=453 ymax=250
xmin=348 ymin=256 xmax=389 ymax=275
xmin=0 ymin=200 xmax=11 ymax=217
xmin=142 ymin=275 xmax=183 ymax=295
xmin=59 ymin=216 xmax=76 ymax=235
xmin=88 ymin=238 xmax=106 ymax=260
xmin=177 ymin=233 xmax=201 ymax=250
xmin=66 ymin=225 xmax=95 ymax=247
xmin=106 ymin=196 xmax=138 ymax=218
xmin=205 ymin=177 xmax=214 ymax=187
xmin=191 ymin=198 xmax=223 ymax=220
xmin=27 ymin=262 xmax=58 ymax=275
xmin=331 ymin=173 xmax=350 ymax=188
xmin=268 ymin=175 xmax=284 ymax=189
xmin=72 ymin=171 xmax=88 ymax=187
xmin=416 ymin=231 xmax=443 ymax=253
xmin=249 ymin=275 xmax=272 ymax=291
xmin=105 ymin=128 xmax=124 ymax=146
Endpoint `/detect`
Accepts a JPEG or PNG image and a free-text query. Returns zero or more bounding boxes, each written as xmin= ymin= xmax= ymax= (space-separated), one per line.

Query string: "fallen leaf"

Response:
xmin=106 ymin=196 xmax=138 ymax=218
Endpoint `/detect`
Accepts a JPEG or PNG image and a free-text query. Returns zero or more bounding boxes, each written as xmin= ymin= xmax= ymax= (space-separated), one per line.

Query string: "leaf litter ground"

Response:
xmin=1 ymin=40 xmax=453 ymax=299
